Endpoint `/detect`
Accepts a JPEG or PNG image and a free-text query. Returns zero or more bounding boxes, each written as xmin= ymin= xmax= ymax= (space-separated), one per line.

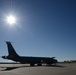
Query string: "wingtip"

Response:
xmin=5 ymin=41 xmax=11 ymax=44
xmin=51 ymin=57 xmax=55 ymax=58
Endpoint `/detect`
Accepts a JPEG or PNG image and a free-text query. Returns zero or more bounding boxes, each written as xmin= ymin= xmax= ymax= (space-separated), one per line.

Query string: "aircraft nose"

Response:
xmin=55 ymin=59 xmax=58 ymax=63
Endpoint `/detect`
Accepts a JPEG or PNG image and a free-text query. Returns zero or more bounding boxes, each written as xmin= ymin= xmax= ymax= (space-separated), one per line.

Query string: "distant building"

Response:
xmin=70 ymin=60 xmax=76 ymax=63
xmin=64 ymin=60 xmax=76 ymax=63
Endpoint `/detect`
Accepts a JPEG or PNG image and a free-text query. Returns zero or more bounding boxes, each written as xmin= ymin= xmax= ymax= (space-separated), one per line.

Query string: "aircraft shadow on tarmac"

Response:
xmin=1 ymin=67 xmax=20 ymax=71
xmin=0 ymin=64 xmax=65 ymax=71
xmin=45 ymin=64 xmax=65 ymax=67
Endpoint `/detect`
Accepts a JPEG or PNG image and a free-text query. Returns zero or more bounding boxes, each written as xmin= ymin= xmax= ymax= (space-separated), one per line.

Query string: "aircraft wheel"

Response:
xmin=30 ymin=63 xmax=34 ymax=66
xmin=47 ymin=63 xmax=51 ymax=66
xmin=37 ymin=63 xmax=42 ymax=66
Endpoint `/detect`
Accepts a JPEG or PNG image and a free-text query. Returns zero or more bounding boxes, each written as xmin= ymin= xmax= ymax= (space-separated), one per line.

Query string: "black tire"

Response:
xmin=47 ymin=63 xmax=51 ymax=66
xmin=30 ymin=63 xmax=34 ymax=66
xmin=37 ymin=63 xmax=42 ymax=66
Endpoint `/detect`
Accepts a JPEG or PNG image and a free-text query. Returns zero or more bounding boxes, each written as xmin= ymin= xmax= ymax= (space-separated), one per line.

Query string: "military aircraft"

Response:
xmin=2 ymin=42 xmax=58 ymax=66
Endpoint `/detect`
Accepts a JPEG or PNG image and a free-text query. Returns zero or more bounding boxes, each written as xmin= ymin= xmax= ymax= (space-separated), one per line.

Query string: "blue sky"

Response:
xmin=0 ymin=0 xmax=76 ymax=62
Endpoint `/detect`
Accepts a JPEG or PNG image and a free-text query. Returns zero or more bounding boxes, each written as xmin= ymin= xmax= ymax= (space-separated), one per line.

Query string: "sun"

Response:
xmin=6 ymin=15 xmax=16 ymax=26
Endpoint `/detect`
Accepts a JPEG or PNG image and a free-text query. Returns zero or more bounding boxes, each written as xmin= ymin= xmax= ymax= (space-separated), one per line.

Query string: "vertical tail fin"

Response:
xmin=6 ymin=41 xmax=19 ymax=57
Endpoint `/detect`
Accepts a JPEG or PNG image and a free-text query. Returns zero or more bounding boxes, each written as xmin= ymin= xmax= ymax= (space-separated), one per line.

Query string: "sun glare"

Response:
xmin=6 ymin=15 xmax=16 ymax=25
